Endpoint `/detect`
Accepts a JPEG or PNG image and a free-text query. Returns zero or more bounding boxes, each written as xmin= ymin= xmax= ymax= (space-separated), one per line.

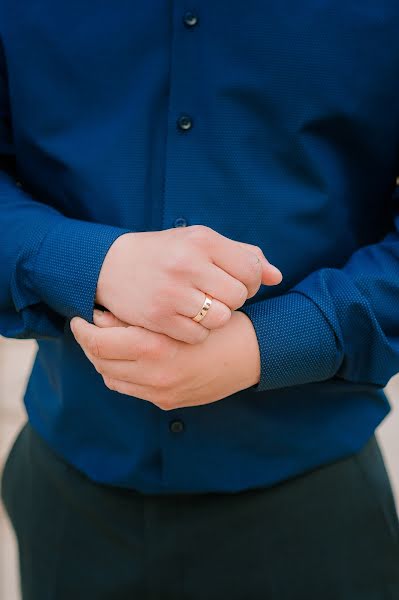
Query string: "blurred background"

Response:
xmin=1 ymin=338 xmax=398 ymax=600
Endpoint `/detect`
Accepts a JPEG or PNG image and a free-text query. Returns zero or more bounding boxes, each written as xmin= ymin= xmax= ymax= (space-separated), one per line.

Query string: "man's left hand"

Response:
xmin=70 ymin=309 xmax=260 ymax=410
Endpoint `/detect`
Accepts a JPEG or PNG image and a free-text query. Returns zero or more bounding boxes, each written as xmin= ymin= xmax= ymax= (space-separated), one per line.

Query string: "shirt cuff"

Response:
xmin=239 ymin=291 xmax=342 ymax=391
xmin=12 ymin=216 xmax=131 ymax=323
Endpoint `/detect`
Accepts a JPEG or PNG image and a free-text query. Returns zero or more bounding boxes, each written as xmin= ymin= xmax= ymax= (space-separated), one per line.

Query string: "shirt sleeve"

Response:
xmin=239 ymin=191 xmax=399 ymax=392
xmin=0 ymin=41 xmax=130 ymax=340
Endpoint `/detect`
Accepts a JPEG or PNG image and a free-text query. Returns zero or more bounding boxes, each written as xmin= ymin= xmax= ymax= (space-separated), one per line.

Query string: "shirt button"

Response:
xmin=183 ymin=11 xmax=198 ymax=28
xmin=173 ymin=217 xmax=188 ymax=228
xmin=177 ymin=114 xmax=193 ymax=131
xmin=169 ymin=419 xmax=185 ymax=433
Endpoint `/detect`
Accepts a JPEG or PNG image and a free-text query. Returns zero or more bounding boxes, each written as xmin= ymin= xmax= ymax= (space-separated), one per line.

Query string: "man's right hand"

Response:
xmin=95 ymin=225 xmax=282 ymax=344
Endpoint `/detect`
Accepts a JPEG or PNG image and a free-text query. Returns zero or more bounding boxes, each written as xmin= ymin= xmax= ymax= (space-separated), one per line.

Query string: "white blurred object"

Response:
xmin=0 ymin=339 xmax=36 ymax=600
xmin=377 ymin=376 xmax=399 ymax=501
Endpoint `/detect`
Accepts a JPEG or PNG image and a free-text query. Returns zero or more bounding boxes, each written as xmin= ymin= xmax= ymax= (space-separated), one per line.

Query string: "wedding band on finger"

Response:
xmin=192 ymin=295 xmax=213 ymax=323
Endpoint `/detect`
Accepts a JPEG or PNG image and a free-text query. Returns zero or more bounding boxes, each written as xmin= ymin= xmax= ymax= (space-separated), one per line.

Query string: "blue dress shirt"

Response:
xmin=0 ymin=2 xmax=398 ymax=494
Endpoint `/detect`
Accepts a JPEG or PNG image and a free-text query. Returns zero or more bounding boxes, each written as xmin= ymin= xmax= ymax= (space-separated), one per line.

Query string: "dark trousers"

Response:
xmin=2 ymin=422 xmax=399 ymax=600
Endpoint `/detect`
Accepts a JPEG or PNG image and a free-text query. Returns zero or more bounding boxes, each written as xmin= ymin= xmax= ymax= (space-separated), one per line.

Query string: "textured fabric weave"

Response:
xmin=0 ymin=1 xmax=398 ymax=493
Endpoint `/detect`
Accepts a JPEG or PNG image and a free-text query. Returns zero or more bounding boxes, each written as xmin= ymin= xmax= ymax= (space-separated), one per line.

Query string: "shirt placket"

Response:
xmin=160 ymin=2 xmax=201 ymax=488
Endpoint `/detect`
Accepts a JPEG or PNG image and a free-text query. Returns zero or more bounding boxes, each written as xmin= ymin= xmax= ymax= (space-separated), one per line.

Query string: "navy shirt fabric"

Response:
xmin=0 ymin=2 xmax=398 ymax=494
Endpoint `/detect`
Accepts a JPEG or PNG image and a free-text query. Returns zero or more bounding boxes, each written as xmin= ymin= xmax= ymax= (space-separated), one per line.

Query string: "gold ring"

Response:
xmin=192 ymin=295 xmax=213 ymax=323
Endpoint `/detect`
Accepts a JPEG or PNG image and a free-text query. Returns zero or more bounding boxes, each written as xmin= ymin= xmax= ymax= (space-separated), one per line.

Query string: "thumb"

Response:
xmin=93 ymin=309 xmax=130 ymax=328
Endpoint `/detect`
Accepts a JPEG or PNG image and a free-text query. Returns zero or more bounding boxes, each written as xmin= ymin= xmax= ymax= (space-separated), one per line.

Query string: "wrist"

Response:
xmin=226 ymin=310 xmax=261 ymax=389
xmin=95 ymin=232 xmax=132 ymax=307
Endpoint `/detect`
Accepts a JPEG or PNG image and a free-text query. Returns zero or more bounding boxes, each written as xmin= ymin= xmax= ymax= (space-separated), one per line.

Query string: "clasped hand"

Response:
xmin=71 ymin=225 xmax=282 ymax=409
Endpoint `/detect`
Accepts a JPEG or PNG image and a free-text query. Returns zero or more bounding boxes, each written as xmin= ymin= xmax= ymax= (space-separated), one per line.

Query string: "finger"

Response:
xmin=238 ymin=242 xmax=283 ymax=287
xmin=262 ymin=267 xmax=283 ymax=285
xmin=175 ymin=289 xmax=231 ymax=330
xmin=208 ymin=232 xmax=264 ymax=296
xmin=103 ymin=376 xmax=154 ymax=402
xmin=70 ymin=317 xmax=147 ymax=360
xmin=193 ymin=263 xmax=248 ymax=309
xmin=151 ymin=314 xmax=210 ymax=345
xmin=210 ymin=231 xmax=283 ymax=295
xmin=93 ymin=309 xmax=129 ymax=328
xmin=93 ymin=357 xmax=150 ymax=384
xmin=93 ymin=306 xmax=210 ymax=346
xmin=104 ymin=377 xmax=178 ymax=411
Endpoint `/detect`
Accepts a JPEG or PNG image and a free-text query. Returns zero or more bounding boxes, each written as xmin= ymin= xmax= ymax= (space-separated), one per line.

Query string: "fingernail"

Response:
xmin=269 ymin=265 xmax=283 ymax=282
xmin=93 ymin=309 xmax=104 ymax=320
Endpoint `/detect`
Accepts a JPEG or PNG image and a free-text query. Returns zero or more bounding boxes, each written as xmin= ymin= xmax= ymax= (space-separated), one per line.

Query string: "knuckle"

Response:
xmin=164 ymin=249 xmax=188 ymax=275
xmin=198 ymin=327 xmax=211 ymax=342
xmin=212 ymin=305 xmax=231 ymax=328
xmin=139 ymin=332 xmax=176 ymax=361
xmin=229 ymin=283 xmax=248 ymax=310
xmin=104 ymin=376 xmax=116 ymax=391
xmin=246 ymin=253 xmax=262 ymax=278
xmin=186 ymin=224 xmax=212 ymax=246
xmin=251 ymin=245 xmax=263 ymax=259
xmin=247 ymin=279 xmax=261 ymax=299
xmin=154 ymin=369 xmax=175 ymax=390
xmin=186 ymin=326 xmax=209 ymax=345
xmin=145 ymin=303 xmax=167 ymax=327
xmin=155 ymin=396 xmax=178 ymax=411
xmin=87 ymin=334 xmax=102 ymax=358
xmin=146 ymin=335 xmax=168 ymax=359
xmin=238 ymin=282 xmax=249 ymax=303
xmin=94 ymin=360 xmax=105 ymax=375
